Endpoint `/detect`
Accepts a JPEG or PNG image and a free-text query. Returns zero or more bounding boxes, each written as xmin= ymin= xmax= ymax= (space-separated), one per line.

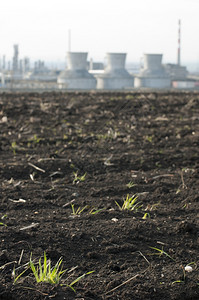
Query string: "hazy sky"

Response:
xmin=1 ymin=0 xmax=199 ymax=66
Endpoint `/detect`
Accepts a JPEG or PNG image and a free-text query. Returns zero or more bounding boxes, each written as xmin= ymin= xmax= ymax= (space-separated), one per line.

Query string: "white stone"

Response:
xmin=185 ymin=265 xmax=193 ymax=272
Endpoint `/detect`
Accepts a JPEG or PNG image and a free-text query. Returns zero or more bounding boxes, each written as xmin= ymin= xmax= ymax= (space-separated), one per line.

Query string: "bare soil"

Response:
xmin=0 ymin=91 xmax=198 ymax=300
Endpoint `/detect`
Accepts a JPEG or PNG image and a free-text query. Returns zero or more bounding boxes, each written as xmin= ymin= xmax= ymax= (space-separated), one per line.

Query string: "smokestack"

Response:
xmin=68 ymin=29 xmax=71 ymax=52
xmin=177 ymin=19 xmax=181 ymax=66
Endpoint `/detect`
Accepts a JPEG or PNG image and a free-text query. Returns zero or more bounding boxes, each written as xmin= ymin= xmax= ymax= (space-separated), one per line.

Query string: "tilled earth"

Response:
xmin=0 ymin=91 xmax=198 ymax=300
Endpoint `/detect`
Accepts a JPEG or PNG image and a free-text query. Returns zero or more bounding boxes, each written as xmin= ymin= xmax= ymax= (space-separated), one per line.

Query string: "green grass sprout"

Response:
xmin=126 ymin=181 xmax=136 ymax=188
xmin=115 ymin=194 xmax=141 ymax=211
xmin=13 ymin=266 xmax=29 ymax=284
xmin=66 ymin=270 xmax=94 ymax=292
xmin=149 ymin=246 xmax=175 ymax=261
xmin=89 ymin=208 xmax=104 ymax=215
xmin=13 ymin=252 xmax=94 ymax=292
xmin=0 ymin=214 xmax=7 ymax=226
xmin=71 ymin=204 xmax=88 ymax=216
xmin=172 ymin=265 xmax=186 ymax=284
xmin=29 ymin=252 xmax=66 ymax=284
xmin=11 ymin=141 xmax=17 ymax=155
xmin=73 ymin=172 xmax=87 ymax=184
xmin=142 ymin=212 xmax=150 ymax=220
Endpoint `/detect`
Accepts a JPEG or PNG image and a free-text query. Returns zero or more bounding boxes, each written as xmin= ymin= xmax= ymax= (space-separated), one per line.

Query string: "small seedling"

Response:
xmin=147 ymin=202 xmax=160 ymax=211
xmin=145 ymin=135 xmax=153 ymax=143
xmin=89 ymin=208 xmax=104 ymax=215
xmin=142 ymin=212 xmax=150 ymax=220
xmin=66 ymin=270 xmax=94 ymax=292
xmin=126 ymin=181 xmax=136 ymax=188
xmin=11 ymin=141 xmax=17 ymax=155
xmin=32 ymin=134 xmax=41 ymax=144
xmin=71 ymin=204 xmax=88 ymax=215
xmin=13 ymin=265 xmax=29 ymax=284
xmin=0 ymin=214 xmax=7 ymax=226
xmin=115 ymin=194 xmax=141 ymax=211
xmin=172 ymin=265 xmax=186 ymax=284
xmin=149 ymin=246 xmax=175 ymax=261
xmin=73 ymin=172 xmax=87 ymax=184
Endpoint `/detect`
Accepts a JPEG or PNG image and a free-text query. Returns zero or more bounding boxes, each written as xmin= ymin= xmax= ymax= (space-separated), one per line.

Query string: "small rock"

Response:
xmin=111 ymin=218 xmax=118 ymax=222
xmin=185 ymin=265 xmax=193 ymax=272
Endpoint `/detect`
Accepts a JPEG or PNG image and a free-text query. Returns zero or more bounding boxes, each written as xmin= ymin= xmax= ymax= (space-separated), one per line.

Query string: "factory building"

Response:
xmin=134 ymin=54 xmax=171 ymax=89
xmin=164 ymin=63 xmax=188 ymax=80
xmin=57 ymin=52 xmax=96 ymax=89
xmin=96 ymin=53 xmax=134 ymax=90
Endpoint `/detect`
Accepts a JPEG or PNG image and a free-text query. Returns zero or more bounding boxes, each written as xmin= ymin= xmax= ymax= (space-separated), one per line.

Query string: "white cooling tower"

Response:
xmin=96 ymin=53 xmax=134 ymax=90
xmin=58 ymin=52 xmax=96 ymax=90
xmin=134 ymin=54 xmax=171 ymax=88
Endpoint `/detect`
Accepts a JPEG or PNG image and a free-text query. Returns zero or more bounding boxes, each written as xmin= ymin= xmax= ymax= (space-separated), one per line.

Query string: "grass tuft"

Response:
xmin=29 ymin=252 xmax=65 ymax=284
xmin=115 ymin=194 xmax=141 ymax=211
xmin=13 ymin=252 xmax=94 ymax=292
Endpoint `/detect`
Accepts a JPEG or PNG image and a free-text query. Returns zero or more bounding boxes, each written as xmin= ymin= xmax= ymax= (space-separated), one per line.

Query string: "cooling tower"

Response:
xmin=96 ymin=53 xmax=134 ymax=90
xmin=58 ymin=52 xmax=96 ymax=89
xmin=134 ymin=54 xmax=171 ymax=88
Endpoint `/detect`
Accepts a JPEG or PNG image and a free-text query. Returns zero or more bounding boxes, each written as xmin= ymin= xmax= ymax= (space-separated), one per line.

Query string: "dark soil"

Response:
xmin=0 ymin=91 xmax=198 ymax=300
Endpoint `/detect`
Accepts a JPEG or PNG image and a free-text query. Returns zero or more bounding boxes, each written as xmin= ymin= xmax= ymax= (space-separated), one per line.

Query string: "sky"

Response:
xmin=0 ymin=0 xmax=199 ymax=69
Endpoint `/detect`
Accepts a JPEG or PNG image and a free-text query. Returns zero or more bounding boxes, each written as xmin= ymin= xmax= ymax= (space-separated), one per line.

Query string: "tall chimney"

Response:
xmin=177 ymin=19 xmax=181 ymax=66
xmin=68 ymin=29 xmax=71 ymax=52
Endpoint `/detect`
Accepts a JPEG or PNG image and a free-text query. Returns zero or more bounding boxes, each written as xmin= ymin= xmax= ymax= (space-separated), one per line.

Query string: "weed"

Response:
xmin=12 ymin=264 xmax=30 ymax=284
xmin=172 ymin=265 xmax=186 ymax=284
xmin=172 ymin=262 xmax=198 ymax=288
xmin=29 ymin=252 xmax=65 ymax=284
xmin=89 ymin=208 xmax=104 ymax=215
xmin=11 ymin=141 xmax=17 ymax=155
xmin=142 ymin=212 xmax=150 ymax=219
xmin=149 ymin=246 xmax=175 ymax=261
xmin=145 ymin=202 xmax=160 ymax=211
xmin=71 ymin=204 xmax=104 ymax=216
xmin=0 ymin=214 xmax=7 ymax=226
xmin=96 ymin=128 xmax=119 ymax=141
xmin=65 ymin=270 xmax=94 ymax=292
xmin=145 ymin=135 xmax=153 ymax=143
xmin=115 ymin=194 xmax=142 ymax=211
xmin=32 ymin=134 xmax=41 ymax=144
xmin=125 ymin=94 xmax=134 ymax=100
xmin=73 ymin=171 xmax=87 ymax=184
xmin=13 ymin=252 xmax=65 ymax=285
xmin=126 ymin=181 xmax=136 ymax=189
xmin=71 ymin=204 xmax=88 ymax=215
xmin=13 ymin=252 xmax=94 ymax=292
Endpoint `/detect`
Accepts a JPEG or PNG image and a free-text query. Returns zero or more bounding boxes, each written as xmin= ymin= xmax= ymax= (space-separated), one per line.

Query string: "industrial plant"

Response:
xmin=0 ymin=20 xmax=198 ymax=90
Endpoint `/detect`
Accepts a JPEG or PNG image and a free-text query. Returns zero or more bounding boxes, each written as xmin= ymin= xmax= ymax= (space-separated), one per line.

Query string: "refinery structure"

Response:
xmin=0 ymin=21 xmax=198 ymax=90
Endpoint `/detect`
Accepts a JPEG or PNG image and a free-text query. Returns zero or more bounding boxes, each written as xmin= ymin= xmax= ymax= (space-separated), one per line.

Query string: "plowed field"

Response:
xmin=0 ymin=91 xmax=198 ymax=300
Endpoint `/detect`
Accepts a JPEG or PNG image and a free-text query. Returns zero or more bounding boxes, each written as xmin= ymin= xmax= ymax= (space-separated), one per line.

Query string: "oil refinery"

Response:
xmin=0 ymin=21 xmax=198 ymax=91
